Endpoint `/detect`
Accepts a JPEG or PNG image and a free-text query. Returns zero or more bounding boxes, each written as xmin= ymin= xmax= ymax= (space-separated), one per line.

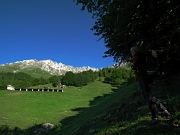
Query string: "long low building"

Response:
xmin=15 ymin=88 xmax=63 ymax=92
xmin=6 ymin=85 xmax=63 ymax=92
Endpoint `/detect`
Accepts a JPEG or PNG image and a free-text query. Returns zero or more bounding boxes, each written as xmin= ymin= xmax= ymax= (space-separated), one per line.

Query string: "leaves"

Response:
xmin=75 ymin=0 xmax=180 ymax=62
xmin=61 ymin=70 xmax=97 ymax=87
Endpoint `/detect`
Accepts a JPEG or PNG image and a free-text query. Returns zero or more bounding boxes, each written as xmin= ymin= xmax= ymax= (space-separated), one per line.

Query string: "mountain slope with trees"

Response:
xmin=1 ymin=74 xmax=179 ymax=135
xmin=0 ymin=67 xmax=132 ymax=89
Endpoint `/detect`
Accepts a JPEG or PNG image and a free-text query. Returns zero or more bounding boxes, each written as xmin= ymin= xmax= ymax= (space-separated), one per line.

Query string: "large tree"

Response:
xmin=75 ymin=0 xmax=180 ymax=62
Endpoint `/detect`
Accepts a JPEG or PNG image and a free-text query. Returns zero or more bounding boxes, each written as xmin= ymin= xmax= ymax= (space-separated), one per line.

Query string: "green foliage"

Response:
xmin=75 ymin=0 xmax=180 ymax=71
xmin=0 ymin=69 xmax=101 ymax=89
xmin=0 ymin=65 xmax=53 ymax=79
xmin=61 ymin=71 xmax=75 ymax=85
xmin=122 ymin=68 xmax=131 ymax=79
xmin=0 ymin=72 xmax=34 ymax=88
xmin=49 ymin=75 xmax=62 ymax=84
xmin=61 ymin=70 xmax=98 ymax=87
xmin=104 ymin=77 xmax=112 ymax=83
xmin=0 ymin=125 xmax=11 ymax=135
xmin=0 ymin=85 xmax=6 ymax=90
xmin=0 ymin=72 xmax=51 ymax=89
xmin=98 ymin=70 xmax=104 ymax=77
xmin=100 ymin=67 xmax=133 ymax=85
xmin=113 ymin=78 xmax=123 ymax=85
xmin=31 ymin=78 xmax=40 ymax=86
xmin=0 ymin=57 xmax=134 ymax=90
xmin=52 ymin=81 xmax=58 ymax=87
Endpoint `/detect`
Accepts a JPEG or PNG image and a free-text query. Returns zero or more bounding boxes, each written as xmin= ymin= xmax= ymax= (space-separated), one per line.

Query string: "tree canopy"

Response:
xmin=75 ymin=0 xmax=180 ymax=62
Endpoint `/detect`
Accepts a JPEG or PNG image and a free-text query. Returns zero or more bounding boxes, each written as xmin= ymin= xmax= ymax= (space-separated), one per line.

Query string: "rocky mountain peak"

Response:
xmin=0 ymin=59 xmax=99 ymax=75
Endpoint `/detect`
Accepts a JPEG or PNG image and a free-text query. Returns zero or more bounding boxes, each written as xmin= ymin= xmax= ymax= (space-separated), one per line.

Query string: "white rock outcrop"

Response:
xmin=3 ymin=59 xmax=99 ymax=75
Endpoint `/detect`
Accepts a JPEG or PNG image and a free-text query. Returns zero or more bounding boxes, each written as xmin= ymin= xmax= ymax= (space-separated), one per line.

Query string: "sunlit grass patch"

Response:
xmin=0 ymin=80 xmax=113 ymax=129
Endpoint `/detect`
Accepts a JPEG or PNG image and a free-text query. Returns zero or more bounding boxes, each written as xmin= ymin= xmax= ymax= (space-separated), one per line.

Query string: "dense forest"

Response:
xmin=0 ymin=67 xmax=134 ymax=89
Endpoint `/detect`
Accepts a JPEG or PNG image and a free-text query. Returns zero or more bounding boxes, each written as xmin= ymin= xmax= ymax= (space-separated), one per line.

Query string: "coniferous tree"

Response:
xmin=61 ymin=71 xmax=75 ymax=86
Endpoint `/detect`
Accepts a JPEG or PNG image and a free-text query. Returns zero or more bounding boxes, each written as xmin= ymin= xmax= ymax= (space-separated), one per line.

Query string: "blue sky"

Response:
xmin=0 ymin=0 xmax=115 ymax=68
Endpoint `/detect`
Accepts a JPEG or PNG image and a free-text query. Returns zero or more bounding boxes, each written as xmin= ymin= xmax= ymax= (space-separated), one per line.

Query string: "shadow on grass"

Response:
xmin=0 ymin=82 xmax=122 ymax=135
xmin=2 ymin=76 xmax=180 ymax=135
xmin=117 ymin=119 xmax=180 ymax=135
xmin=55 ymin=86 xmax=121 ymax=134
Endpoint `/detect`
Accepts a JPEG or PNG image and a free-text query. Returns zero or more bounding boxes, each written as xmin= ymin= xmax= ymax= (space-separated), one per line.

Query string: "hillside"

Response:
xmin=54 ymin=75 xmax=180 ymax=135
xmin=1 ymin=75 xmax=179 ymax=135
xmin=0 ymin=59 xmax=99 ymax=78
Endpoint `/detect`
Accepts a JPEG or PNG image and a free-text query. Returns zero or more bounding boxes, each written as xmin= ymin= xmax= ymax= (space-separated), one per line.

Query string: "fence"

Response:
xmin=14 ymin=88 xmax=63 ymax=92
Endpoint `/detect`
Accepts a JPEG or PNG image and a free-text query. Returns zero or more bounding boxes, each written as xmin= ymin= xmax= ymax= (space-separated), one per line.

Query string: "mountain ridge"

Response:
xmin=0 ymin=59 xmax=99 ymax=76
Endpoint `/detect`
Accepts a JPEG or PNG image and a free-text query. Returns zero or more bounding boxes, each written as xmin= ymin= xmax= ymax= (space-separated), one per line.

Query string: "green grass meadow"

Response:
xmin=0 ymin=77 xmax=180 ymax=135
xmin=0 ymin=80 xmax=113 ymax=129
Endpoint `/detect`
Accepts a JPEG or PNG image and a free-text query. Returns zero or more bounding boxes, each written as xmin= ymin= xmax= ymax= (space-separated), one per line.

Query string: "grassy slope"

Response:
xmin=0 ymin=76 xmax=180 ymax=135
xmin=0 ymin=79 xmax=113 ymax=129
xmin=19 ymin=68 xmax=53 ymax=79
xmin=0 ymin=65 xmax=53 ymax=79
xmin=56 ymin=82 xmax=137 ymax=135
xmin=53 ymin=76 xmax=180 ymax=135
